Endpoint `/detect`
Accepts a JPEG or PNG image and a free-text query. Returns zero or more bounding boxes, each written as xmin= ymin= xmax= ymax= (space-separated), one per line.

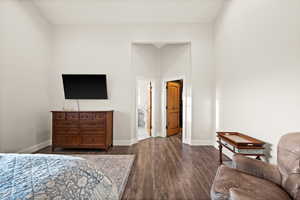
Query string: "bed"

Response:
xmin=0 ymin=154 xmax=119 ymax=200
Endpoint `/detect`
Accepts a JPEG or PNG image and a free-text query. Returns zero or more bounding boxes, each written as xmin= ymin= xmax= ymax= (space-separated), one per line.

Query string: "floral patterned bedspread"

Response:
xmin=0 ymin=154 xmax=118 ymax=200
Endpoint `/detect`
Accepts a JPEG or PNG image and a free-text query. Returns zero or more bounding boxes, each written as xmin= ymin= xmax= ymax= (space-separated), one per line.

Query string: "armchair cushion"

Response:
xmin=232 ymin=154 xmax=282 ymax=185
xmin=211 ymin=165 xmax=291 ymax=200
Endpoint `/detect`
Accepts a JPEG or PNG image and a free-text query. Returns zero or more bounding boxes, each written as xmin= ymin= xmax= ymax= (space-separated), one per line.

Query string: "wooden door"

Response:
xmin=167 ymin=81 xmax=181 ymax=136
xmin=147 ymin=82 xmax=152 ymax=136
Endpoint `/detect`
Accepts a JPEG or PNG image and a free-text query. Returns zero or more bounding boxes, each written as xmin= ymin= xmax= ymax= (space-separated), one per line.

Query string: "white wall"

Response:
xmin=0 ymin=0 xmax=53 ymax=152
xmin=0 ymin=1 xmax=4 ymax=152
xmin=51 ymin=24 xmax=215 ymax=144
xmin=132 ymin=44 xmax=160 ymax=79
xmin=215 ymin=0 xmax=300 ymax=163
xmin=161 ymin=44 xmax=191 ymax=78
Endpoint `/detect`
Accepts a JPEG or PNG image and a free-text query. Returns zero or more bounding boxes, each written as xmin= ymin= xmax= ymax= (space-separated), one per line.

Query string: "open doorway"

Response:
xmin=132 ymin=42 xmax=192 ymax=144
xmin=137 ymin=80 xmax=152 ymax=141
xmin=166 ymin=80 xmax=183 ymax=140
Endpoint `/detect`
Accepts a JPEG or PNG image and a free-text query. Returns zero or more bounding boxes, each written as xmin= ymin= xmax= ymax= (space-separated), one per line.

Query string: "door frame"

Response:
xmin=162 ymin=75 xmax=191 ymax=144
xmin=147 ymin=82 xmax=153 ymax=137
xmin=135 ymin=77 xmax=155 ymax=141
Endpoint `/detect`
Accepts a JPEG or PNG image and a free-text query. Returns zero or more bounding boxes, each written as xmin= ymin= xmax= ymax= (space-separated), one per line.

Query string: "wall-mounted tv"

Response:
xmin=62 ymin=74 xmax=108 ymax=99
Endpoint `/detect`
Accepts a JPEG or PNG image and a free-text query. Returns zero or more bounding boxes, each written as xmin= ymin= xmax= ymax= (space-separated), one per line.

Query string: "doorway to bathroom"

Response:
xmin=136 ymin=80 xmax=153 ymax=141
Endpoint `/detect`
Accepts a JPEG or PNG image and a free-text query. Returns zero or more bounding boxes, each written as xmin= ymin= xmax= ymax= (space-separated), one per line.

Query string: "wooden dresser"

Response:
xmin=51 ymin=111 xmax=113 ymax=151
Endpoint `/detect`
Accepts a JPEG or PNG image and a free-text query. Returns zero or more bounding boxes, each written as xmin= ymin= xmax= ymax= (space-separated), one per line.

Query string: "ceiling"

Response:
xmin=32 ymin=0 xmax=224 ymax=25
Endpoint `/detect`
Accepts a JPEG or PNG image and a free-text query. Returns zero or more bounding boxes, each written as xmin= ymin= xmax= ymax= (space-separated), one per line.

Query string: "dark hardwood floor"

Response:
xmin=37 ymin=136 xmax=230 ymax=200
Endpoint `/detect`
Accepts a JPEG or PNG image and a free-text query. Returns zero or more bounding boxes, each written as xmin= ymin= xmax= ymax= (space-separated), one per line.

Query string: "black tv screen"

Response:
xmin=62 ymin=74 xmax=108 ymax=99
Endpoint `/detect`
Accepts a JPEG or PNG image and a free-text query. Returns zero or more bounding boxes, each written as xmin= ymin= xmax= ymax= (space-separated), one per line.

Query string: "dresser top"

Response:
xmin=51 ymin=110 xmax=113 ymax=113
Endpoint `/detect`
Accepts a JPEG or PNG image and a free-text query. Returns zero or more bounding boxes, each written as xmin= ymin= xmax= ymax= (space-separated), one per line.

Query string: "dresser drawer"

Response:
xmin=54 ymin=128 xmax=79 ymax=135
xmin=81 ymin=135 xmax=105 ymax=145
xmin=80 ymin=113 xmax=95 ymax=120
xmin=95 ymin=113 xmax=105 ymax=119
xmin=53 ymin=112 xmax=66 ymax=120
xmin=80 ymin=120 xmax=105 ymax=128
xmin=54 ymin=121 xmax=79 ymax=128
xmin=66 ymin=112 xmax=79 ymax=120
xmin=80 ymin=128 xmax=105 ymax=135
xmin=54 ymin=135 xmax=80 ymax=146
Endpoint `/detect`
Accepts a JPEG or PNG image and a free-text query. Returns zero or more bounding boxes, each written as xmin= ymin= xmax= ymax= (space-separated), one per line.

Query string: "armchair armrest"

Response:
xmin=232 ymin=154 xmax=282 ymax=185
xmin=284 ymin=173 xmax=300 ymax=200
xmin=229 ymin=188 xmax=263 ymax=200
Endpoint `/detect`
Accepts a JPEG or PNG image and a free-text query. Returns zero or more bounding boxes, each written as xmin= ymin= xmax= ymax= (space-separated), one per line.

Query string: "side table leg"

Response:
xmin=219 ymin=140 xmax=223 ymax=165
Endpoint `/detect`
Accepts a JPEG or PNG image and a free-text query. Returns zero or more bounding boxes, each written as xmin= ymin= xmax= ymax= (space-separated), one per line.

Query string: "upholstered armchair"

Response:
xmin=211 ymin=132 xmax=300 ymax=200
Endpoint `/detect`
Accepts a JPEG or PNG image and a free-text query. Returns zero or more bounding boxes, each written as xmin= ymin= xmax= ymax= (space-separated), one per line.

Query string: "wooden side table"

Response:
xmin=217 ymin=132 xmax=265 ymax=164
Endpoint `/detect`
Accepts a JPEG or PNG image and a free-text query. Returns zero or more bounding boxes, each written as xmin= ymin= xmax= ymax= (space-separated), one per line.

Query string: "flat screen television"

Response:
xmin=62 ymin=74 xmax=108 ymax=99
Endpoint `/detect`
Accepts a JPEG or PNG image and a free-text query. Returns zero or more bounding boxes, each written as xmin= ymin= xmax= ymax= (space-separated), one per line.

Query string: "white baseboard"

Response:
xmin=18 ymin=140 xmax=51 ymax=153
xmin=114 ymin=139 xmax=137 ymax=146
xmin=114 ymin=138 xmax=214 ymax=146
xmin=190 ymin=139 xmax=214 ymax=146
xmin=182 ymin=138 xmax=191 ymax=145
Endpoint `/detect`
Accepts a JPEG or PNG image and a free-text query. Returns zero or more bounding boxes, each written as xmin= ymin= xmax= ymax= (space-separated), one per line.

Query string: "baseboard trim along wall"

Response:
xmin=114 ymin=139 xmax=137 ymax=146
xmin=114 ymin=139 xmax=214 ymax=146
xmin=190 ymin=139 xmax=214 ymax=146
xmin=18 ymin=140 xmax=51 ymax=153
